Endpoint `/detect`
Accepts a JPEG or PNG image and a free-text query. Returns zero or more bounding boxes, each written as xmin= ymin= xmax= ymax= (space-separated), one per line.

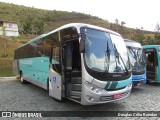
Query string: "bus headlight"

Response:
xmin=85 ymin=81 xmax=104 ymax=94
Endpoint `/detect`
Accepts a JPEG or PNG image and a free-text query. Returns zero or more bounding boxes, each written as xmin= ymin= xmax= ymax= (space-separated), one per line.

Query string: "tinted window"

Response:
xmin=14 ymin=32 xmax=59 ymax=59
xmin=60 ymin=27 xmax=79 ymax=42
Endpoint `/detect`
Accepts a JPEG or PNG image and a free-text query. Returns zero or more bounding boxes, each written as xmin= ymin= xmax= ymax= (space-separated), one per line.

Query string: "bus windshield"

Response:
xmin=127 ymin=47 xmax=146 ymax=71
xmin=84 ymin=28 xmax=130 ymax=73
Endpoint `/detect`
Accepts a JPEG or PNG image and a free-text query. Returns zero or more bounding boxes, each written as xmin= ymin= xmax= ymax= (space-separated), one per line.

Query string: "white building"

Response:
xmin=0 ymin=20 xmax=19 ymax=36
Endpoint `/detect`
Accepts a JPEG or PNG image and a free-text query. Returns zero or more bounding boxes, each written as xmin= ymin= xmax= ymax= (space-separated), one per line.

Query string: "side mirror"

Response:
xmin=79 ymin=35 xmax=85 ymax=53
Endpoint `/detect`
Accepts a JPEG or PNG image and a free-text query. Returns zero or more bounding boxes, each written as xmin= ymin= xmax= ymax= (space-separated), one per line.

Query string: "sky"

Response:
xmin=0 ymin=0 xmax=159 ymax=31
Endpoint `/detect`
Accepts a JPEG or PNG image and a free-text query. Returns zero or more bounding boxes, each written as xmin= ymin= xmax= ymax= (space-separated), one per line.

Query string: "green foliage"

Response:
xmin=22 ymin=17 xmax=44 ymax=35
xmin=34 ymin=20 xmax=44 ymax=35
xmin=121 ymin=21 xmax=126 ymax=26
xmin=131 ymin=29 xmax=145 ymax=44
xmin=154 ymin=33 xmax=160 ymax=40
xmin=23 ymin=17 xmax=33 ymax=34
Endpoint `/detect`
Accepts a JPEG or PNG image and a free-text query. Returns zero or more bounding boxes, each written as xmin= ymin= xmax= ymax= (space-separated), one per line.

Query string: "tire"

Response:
xmin=146 ymin=80 xmax=150 ymax=84
xmin=20 ymin=72 xmax=27 ymax=84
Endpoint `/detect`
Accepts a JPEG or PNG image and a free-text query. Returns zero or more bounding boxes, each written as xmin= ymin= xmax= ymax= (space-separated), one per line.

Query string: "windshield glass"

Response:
xmin=127 ymin=47 xmax=146 ymax=71
xmin=84 ymin=28 xmax=130 ymax=73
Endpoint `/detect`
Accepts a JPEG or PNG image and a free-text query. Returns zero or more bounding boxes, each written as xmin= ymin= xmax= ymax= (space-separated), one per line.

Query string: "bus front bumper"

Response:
xmin=81 ymin=82 xmax=132 ymax=105
xmin=132 ymin=74 xmax=146 ymax=86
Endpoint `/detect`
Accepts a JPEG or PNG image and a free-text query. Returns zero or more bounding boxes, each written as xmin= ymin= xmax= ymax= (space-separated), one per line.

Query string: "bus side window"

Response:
xmin=52 ymin=46 xmax=61 ymax=73
xmin=65 ymin=42 xmax=73 ymax=70
xmin=52 ymin=47 xmax=60 ymax=64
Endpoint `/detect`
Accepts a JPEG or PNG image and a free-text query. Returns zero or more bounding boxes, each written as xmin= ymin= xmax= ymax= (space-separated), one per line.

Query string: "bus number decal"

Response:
xmin=20 ymin=60 xmax=32 ymax=64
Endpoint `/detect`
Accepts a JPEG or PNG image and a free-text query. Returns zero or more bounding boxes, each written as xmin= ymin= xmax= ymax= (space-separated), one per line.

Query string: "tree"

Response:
xmin=1 ymin=26 xmax=8 ymax=57
xmin=121 ymin=21 xmax=126 ymax=26
xmin=120 ymin=21 xmax=126 ymax=35
xmin=34 ymin=20 xmax=44 ymax=35
xmin=155 ymin=23 xmax=160 ymax=32
xmin=154 ymin=32 xmax=160 ymax=40
xmin=115 ymin=18 xmax=119 ymax=25
xmin=23 ymin=17 xmax=33 ymax=34
xmin=115 ymin=18 xmax=119 ymax=32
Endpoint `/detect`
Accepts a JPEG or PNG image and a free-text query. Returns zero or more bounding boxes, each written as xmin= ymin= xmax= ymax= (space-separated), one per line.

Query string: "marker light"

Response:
xmin=128 ymin=82 xmax=132 ymax=88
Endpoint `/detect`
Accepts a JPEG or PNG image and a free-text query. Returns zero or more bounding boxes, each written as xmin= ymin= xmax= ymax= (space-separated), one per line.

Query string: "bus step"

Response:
xmin=69 ymin=95 xmax=81 ymax=99
xmin=71 ymin=84 xmax=82 ymax=91
xmin=71 ymin=71 xmax=82 ymax=77
xmin=68 ymin=96 xmax=81 ymax=103
xmin=70 ymin=91 xmax=81 ymax=96
xmin=71 ymin=77 xmax=82 ymax=84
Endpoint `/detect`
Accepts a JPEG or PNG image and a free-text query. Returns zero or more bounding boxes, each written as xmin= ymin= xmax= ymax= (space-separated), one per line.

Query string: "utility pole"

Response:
xmin=2 ymin=26 xmax=7 ymax=57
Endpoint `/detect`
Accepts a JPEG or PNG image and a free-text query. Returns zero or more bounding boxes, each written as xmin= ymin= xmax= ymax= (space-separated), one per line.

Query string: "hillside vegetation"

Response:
xmin=0 ymin=2 xmax=111 ymax=33
xmin=0 ymin=2 xmax=158 ymax=40
xmin=0 ymin=2 xmax=160 ymax=76
xmin=0 ymin=36 xmax=23 ymax=76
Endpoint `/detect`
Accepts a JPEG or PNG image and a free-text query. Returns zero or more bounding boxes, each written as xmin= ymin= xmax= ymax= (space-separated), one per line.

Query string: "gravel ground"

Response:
xmin=0 ymin=79 xmax=160 ymax=120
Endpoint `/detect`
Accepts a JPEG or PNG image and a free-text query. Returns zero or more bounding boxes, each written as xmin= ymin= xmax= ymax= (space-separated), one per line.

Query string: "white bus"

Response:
xmin=14 ymin=23 xmax=132 ymax=105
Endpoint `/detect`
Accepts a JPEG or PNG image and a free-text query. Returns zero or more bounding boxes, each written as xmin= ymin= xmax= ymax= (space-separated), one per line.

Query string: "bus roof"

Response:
xmin=15 ymin=34 xmax=47 ymax=49
xmin=124 ymin=39 xmax=141 ymax=48
xmin=15 ymin=23 xmax=121 ymax=50
xmin=142 ymin=45 xmax=160 ymax=49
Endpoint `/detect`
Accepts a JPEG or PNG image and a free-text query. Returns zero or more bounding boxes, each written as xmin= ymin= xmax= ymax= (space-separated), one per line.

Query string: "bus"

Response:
xmin=124 ymin=39 xmax=146 ymax=86
xmin=143 ymin=45 xmax=160 ymax=83
xmin=14 ymin=23 xmax=132 ymax=105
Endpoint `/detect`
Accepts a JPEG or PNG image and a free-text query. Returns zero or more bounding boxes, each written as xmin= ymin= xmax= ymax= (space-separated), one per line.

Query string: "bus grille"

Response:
xmin=100 ymin=91 xmax=130 ymax=101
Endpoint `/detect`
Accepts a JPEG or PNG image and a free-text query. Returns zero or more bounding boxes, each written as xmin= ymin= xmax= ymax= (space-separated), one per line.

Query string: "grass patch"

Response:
xmin=0 ymin=35 xmax=31 ymax=77
xmin=0 ymin=58 xmax=15 ymax=77
xmin=0 ymin=71 xmax=15 ymax=77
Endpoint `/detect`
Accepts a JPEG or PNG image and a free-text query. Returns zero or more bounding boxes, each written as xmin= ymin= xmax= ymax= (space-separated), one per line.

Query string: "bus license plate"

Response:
xmin=113 ymin=93 xmax=121 ymax=99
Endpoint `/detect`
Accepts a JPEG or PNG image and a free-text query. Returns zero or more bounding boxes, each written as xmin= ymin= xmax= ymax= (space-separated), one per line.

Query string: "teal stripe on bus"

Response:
xmin=104 ymin=82 xmax=111 ymax=89
xmin=109 ymin=81 xmax=118 ymax=89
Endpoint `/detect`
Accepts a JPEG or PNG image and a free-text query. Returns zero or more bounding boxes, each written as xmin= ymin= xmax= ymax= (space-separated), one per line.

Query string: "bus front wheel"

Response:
xmin=146 ymin=80 xmax=150 ymax=84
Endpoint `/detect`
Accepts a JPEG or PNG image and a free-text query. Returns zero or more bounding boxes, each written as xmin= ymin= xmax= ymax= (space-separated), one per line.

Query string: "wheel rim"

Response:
xmin=20 ymin=76 xmax=23 ymax=82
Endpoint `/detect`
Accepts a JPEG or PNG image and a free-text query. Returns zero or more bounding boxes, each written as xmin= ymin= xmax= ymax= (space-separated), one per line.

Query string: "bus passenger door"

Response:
xmin=49 ymin=46 xmax=62 ymax=100
xmin=145 ymin=48 xmax=157 ymax=81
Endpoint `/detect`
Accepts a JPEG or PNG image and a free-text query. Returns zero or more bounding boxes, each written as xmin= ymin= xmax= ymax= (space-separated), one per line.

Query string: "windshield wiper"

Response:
xmin=128 ymin=47 xmax=137 ymax=61
xmin=104 ymin=41 xmax=110 ymax=72
xmin=128 ymin=47 xmax=142 ymax=70
xmin=113 ymin=44 xmax=129 ymax=73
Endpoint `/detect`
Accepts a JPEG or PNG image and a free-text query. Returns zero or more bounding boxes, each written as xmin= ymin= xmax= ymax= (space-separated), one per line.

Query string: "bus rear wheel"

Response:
xmin=20 ymin=72 xmax=27 ymax=84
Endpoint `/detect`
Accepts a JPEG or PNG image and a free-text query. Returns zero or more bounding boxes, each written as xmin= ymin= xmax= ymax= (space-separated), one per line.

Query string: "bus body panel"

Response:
xmin=19 ymin=57 xmax=49 ymax=88
xmin=158 ymin=56 xmax=160 ymax=81
xmin=132 ymin=73 xmax=146 ymax=86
